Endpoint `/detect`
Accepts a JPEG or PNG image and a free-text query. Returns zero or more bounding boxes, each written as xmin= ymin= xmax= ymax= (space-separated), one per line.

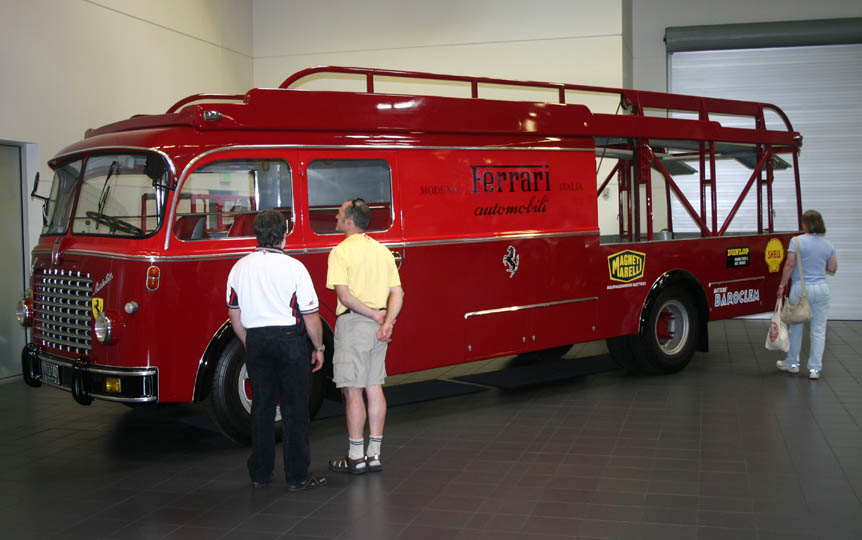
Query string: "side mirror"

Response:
xmin=31 ymin=172 xmax=49 ymax=202
xmin=31 ymin=172 xmax=50 ymax=227
xmin=145 ymin=155 xmax=172 ymax=189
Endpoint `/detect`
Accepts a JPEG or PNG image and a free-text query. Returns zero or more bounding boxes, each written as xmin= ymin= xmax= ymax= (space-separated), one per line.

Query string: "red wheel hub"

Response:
xmin=657 ymin=310 xmax=675 ymax=343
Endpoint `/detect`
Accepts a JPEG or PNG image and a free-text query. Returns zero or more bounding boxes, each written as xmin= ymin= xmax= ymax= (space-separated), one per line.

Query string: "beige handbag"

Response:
xmin=781 ymin=237 xmax=813 ymax=324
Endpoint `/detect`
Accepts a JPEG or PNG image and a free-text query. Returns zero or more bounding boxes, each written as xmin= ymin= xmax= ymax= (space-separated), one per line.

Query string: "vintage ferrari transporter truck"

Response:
xmin=17 ymin=66 xmax=801 ymax=443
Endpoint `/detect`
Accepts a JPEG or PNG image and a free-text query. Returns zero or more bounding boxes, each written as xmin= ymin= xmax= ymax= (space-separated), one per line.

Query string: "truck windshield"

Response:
xmin=71 ymin=153 xmax=169 ymax=237
xmin=41 ymin=159 xmax=83 ymax=235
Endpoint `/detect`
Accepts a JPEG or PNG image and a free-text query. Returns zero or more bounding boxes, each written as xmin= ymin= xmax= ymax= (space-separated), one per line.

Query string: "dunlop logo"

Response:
xmin=608 ymin=250 xmax=645 ymax=283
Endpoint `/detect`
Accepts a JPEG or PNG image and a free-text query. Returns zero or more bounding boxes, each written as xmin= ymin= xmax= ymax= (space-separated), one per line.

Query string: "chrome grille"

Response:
xmin=33 ymin=269 xmax=92 ymax=355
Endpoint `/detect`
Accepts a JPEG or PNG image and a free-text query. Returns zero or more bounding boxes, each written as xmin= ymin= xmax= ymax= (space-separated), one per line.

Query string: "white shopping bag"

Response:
xmin=765 ymin=298 xmax=790 ymax=352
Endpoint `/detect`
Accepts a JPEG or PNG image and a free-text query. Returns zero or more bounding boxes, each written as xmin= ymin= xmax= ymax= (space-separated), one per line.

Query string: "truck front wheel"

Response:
xmin=206 ymin=336 xmax=327 ymax=446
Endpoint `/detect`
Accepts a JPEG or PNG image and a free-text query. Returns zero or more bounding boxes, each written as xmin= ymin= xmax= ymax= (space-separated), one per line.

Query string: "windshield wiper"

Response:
xmin=94 ymin=161 xmax=119 ymax=231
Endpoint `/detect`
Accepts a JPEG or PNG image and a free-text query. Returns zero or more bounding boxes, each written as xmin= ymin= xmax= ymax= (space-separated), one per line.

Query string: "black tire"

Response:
xmin=205 ymin=336 xmax=327 ymax=446
xmin=631 ymin=287 xmax=699 ymax=374
xmin=606 ymin=335 xmax=641 ymax=374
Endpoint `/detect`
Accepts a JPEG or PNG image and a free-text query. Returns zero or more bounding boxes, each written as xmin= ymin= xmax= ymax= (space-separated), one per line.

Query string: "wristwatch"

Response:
xmin=315 ymin=345 xmax=325 ymax=353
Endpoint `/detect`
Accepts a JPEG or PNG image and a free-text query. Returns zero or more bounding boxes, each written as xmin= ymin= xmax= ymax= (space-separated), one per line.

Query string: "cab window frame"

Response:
xmin=306 ymin=157 xmax=394 ymax=236
xmin=173 ymin=157 xmax=295 ymax=242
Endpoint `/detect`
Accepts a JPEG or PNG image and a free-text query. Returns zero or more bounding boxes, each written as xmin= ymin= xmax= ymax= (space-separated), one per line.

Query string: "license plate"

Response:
xmin=41 ymin=360 xmax=60 ymax=385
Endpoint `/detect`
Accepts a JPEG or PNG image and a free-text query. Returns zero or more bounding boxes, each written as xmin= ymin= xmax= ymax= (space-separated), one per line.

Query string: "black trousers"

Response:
xmin=244 ymin=325 xmax=310 ymax=484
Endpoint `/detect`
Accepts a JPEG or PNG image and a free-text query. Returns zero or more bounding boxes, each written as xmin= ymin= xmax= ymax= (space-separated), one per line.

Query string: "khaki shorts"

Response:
xmin=333 ymin=312 xmax=388 ymax=388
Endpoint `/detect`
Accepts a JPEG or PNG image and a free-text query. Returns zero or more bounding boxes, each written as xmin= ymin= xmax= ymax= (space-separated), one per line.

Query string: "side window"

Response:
xmin=174 ymin=159 xmax=292 ymax=240
xmin=307 ymin=159 xmax=392 ymax=234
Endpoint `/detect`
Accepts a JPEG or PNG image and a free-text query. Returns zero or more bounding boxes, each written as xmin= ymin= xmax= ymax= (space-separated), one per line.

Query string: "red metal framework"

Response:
xmin=277 ymin=66 xmax=802 ymax=240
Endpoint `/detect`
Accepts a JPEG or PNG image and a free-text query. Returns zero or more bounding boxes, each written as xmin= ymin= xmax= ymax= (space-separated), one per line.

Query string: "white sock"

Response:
xmin=348 ymin=438 xmax=364 ymax=460
xmin=367 ymin=435 xmax=383 ymax=457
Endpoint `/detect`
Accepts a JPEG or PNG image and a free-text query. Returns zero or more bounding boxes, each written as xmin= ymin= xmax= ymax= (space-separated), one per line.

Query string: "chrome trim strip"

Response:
xmin=37 ymin=352 xmax=157 ymax=377
xmin=408 ymin=229 xmax=598 ymax=248
xmin=38 ymin=379 xmax=158 ymax=403
xmin=61 ymin=248 xmax=246 ymax=264
xmin=708 ymin=276 xmax=765 ymax=287
xmin=94 ymin=394 xmax=158 ymax=403
xmin=464 ymin=296 xmax=598 ymax=319
xmin=42 ymin=230 xmax=598 ymax=263
xmin=598 ymin=231 xmax=797 ymax=246
xmin=88 ymin=365 xmax=158 ymax=377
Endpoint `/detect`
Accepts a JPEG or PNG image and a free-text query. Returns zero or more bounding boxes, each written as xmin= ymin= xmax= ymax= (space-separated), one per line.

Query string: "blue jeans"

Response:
xmin=245 ymin=325 xmax=310 ymax=484
xmin=785 ymin=281 xmax=830 ymax=373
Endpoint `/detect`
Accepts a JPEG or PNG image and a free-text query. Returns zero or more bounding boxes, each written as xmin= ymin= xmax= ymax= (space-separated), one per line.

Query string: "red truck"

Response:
xmin=18 ymin=66 xmax=801 ymax=443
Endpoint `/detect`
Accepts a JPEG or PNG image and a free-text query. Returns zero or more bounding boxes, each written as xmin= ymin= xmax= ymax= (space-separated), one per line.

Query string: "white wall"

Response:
xmin=0 ymin=0 xmax=254 ymax=258
xmin=254 ymin=0 xmax=631 ymax=93
xmin=253 ymin=0 xmax=632 ymax=234
xmin=632 ymin=0 xmax=862 ymax=92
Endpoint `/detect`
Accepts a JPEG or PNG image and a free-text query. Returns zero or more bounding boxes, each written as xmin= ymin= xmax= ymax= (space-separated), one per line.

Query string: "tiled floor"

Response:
xmin=2 ymin=319 xmax=861 ymax=540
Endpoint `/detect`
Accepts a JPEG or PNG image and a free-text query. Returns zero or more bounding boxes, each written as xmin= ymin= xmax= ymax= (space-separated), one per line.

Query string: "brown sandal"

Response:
xmin=365 ymin=454 xmax=383 ymax=473
xmin=329 ymin=455 xmax=367 ymax=475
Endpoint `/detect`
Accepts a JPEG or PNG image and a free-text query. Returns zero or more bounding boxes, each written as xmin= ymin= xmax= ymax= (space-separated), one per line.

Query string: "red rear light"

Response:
xmin=146 ymin=265 xmax=161 ymax=291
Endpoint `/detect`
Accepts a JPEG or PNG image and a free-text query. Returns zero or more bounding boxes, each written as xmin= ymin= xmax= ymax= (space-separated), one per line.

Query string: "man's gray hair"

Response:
xmin=344 ymin=198 xmax=371 ymax=231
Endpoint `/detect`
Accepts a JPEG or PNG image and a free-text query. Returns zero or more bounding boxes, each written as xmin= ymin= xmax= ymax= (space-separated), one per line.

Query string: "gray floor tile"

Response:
xmin=1 ymin=319 xmax=861 ymax=540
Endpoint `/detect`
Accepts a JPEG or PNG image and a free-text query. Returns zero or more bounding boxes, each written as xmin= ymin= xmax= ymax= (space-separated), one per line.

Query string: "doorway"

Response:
xmin=0 ymin=144 xmax=25 ymax=379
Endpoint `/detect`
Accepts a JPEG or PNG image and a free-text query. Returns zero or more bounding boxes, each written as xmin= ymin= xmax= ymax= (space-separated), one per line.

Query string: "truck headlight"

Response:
xmin=94 ymin=312 xmax=112 ymax=344
xmin=16 ymin=298 xmax=32 ymax=326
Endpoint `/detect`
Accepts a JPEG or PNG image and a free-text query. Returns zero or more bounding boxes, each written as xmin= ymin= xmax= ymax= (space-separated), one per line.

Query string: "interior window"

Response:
xmin=307 ymin=159 xmax=392 ymax=234
xmin=174 ymin=159 xmax=292 ymax=240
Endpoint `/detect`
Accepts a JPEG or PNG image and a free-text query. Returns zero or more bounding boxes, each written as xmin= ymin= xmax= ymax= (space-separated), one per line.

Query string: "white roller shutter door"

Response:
xmin=670 ymin=44 xmax=862 ymax=320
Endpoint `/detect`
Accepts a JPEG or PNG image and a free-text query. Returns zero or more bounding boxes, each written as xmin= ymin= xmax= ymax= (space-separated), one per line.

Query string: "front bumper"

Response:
xmin=22 ymin=344 xmax=157 ymax=405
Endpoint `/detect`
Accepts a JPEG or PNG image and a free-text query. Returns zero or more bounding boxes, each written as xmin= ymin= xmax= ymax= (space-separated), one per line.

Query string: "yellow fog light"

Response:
xmin=105 ymin=378 xmax=121 ymax=393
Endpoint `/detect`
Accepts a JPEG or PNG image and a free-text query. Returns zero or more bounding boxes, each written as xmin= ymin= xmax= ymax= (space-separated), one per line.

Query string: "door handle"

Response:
xmin=390 ymin=248 xmax=403 ymax=270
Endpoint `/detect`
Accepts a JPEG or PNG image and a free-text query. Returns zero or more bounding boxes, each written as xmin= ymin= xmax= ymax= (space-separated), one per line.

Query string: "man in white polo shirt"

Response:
xmin=226 ymin=210 xmax=327 ymax=491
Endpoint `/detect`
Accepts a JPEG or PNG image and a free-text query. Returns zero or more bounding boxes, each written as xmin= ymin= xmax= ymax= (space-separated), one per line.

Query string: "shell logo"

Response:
xmin=764 ymin=238 xmax=785 ymax=273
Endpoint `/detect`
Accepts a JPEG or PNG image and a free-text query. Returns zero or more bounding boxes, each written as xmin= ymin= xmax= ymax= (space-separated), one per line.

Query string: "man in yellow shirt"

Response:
xmin=326 ymin=198 xmax=404 ymax=474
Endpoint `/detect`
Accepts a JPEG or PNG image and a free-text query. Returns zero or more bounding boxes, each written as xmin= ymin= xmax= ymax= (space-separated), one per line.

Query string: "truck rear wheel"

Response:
xmin=206 ymin=336 xmax=327 ymax=446
xmin=631 ymin=287 xmax=699 ymax=374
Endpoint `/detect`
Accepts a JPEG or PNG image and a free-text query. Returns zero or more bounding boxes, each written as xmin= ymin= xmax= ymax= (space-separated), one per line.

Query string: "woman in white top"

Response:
xmin=776 ymin=210 xmax=838 ymax=379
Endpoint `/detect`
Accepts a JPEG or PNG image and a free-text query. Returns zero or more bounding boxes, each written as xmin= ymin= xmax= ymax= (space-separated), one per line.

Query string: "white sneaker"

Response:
xmin=776 ymin=361 xmax=799 ymax=374
xmin=809 ymin=370 xmax=820 ymax=380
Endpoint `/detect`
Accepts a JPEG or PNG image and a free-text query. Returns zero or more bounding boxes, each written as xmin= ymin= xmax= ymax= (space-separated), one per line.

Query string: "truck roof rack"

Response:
xmin=278 ymin=66 xmax=797 ymax=133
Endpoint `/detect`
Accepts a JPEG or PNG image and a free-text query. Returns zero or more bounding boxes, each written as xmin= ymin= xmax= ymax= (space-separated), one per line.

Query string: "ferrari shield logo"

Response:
xmin=92 ymin=297 xmax=104 ymax=319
